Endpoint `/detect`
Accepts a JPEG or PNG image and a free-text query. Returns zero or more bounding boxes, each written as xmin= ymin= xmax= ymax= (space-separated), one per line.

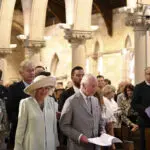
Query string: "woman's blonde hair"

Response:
xmin=103 ymin=85 xmax=116 ymax=96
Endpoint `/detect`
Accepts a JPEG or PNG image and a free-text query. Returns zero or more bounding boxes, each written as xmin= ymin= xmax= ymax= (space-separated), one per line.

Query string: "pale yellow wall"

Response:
xmin=6 ymin=11 xmax=135 ymax=88
xmin=41 ymin=25 xmax=72 ymax=83
xmin=86 ymin=12 xmax=134 ymax=87
xmin=91 ymin=12 xmax=134 ymax=52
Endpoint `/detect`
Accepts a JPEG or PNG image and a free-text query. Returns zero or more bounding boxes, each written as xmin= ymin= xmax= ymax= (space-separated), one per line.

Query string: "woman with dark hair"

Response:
xmin=119 ymin=84 xmax=139 ymax=132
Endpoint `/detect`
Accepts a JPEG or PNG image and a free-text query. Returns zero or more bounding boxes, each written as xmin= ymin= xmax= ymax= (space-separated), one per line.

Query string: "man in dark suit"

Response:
xmin=6 ymin=59 xmax=35 ymax=149
xmin=58 ymin=66 xmax=84 ymax=150
xmin=58 ymin=66 xmax=84 ymax=112
xmin=131 ymin=67 xmax=150 ymax=150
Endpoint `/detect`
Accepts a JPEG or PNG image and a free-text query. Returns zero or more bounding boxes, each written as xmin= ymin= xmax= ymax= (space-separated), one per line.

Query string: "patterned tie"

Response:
xmin=87 ymin=97 xmax=92 ymax=114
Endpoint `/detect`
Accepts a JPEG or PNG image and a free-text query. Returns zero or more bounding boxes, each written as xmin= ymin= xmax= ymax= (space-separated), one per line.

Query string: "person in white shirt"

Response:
xmin=103 ymin=85 xmax=119 ymax=150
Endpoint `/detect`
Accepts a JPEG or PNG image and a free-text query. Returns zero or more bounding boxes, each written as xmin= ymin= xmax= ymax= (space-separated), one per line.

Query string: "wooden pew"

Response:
xmin=145 ymin=128 xmax=150 ymax=150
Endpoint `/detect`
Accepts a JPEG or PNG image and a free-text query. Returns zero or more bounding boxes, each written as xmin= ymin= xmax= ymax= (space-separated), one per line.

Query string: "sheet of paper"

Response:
xmin=88 ymin=133 xmax=122 ymax=146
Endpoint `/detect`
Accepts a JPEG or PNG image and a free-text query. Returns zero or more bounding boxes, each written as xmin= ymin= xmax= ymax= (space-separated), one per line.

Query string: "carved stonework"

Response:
xmin=0 ymin=48 xmax=12 ymax=57
xmin=126 ymin=6 xmax=150 ymax=28
xmin=64 ymin=29 xmax=92 ymax=42
xmin=126 ymin=12 xmax=144 ymax=26
xmin=24 ymin=40 xmax=45 ymax=59
xmin=27 ymin=40 xmax=45 ymax=49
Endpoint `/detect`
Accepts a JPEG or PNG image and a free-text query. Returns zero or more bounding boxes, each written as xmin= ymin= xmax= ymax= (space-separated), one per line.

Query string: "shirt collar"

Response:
xmin=73 ymin=85 xmax=80 ymax=93
xmin=79 ymin=89 xmax=91 ymax=104
xmin=80 ymin=89 xmax=87 ymax=100
xmin=145 ymin=81 xmax=150 ymax=86
xmin=23 ymin=80 xmax=30 ymax=87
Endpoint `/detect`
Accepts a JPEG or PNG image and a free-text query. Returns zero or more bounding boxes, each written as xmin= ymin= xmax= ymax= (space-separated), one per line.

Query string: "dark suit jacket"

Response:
xmin=6 ymin=81 xmax=29 ymax=144
xmin=58 ymin=87 xmax=75 ymax=112
xmin=131 ymin=81 xmax=150 ymax=127
xmin=58 ymin=87 xmax=75 ymax=146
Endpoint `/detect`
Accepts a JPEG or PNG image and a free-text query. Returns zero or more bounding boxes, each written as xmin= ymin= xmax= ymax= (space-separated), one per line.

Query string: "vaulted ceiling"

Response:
xmin=15 ymin=0 xmax=127 ymax=36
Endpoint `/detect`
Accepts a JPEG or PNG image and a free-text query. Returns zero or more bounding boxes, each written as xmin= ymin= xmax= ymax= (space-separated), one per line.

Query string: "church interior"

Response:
xmin=0 ymin=1 xmax=150 ymax=150
xmin=0 ymin=0 xmax=150 ymax=87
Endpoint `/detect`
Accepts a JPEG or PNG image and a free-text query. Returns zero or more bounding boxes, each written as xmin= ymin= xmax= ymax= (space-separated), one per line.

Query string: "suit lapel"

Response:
xmin=77 ymin=92 xmax=93 ymax=116
xmin=19 ymin=81 xmax=29 ymax=97
xmin=91 ymin=97 xmax=100 ymax=125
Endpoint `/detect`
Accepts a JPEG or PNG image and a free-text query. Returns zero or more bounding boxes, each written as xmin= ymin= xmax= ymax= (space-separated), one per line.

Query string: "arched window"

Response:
xmin=50 ymin=53 xmax=59 ymax=75
xmin=91 ymin=41 xmax=100 ymax=74
xmin=125 ymin=35 xmax=132 ymax=49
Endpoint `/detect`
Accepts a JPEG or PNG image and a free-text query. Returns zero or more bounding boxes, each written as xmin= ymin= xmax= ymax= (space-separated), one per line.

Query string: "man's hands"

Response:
xmin=80 ymin=135 xmax=88 ymax=144
xmin=131 ymin=124 xmax=139 ymax=132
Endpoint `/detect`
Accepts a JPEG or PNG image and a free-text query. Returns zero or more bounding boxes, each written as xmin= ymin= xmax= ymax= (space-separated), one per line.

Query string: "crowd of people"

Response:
xmin=0 ymin=59 xmax=150 ymax=150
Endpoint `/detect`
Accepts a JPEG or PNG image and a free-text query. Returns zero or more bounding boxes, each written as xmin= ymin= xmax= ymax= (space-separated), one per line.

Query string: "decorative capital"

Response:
xmin=0 ymin=48 xmax=12 ymax=57
xmin=59 ymin=23 xmax=98 ymax=43
xmin=64 ymin=29 xmax=92 ymax=42
xmin=26 ymin=40 xmax=45 ymax=49
xmin=126 ymin=5 xmax=150 ymax=29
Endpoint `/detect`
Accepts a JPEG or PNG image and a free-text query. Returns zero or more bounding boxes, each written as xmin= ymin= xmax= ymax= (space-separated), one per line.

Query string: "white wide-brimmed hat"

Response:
xmin=24 ymin=75 xmax=56 ymax=95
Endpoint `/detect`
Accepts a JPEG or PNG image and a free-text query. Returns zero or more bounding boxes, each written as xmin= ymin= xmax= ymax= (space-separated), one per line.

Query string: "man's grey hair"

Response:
xmin=19 ymin=59 xmax=34 ymax=72
xmin=80 ymin=74 xmax=97 ymax=89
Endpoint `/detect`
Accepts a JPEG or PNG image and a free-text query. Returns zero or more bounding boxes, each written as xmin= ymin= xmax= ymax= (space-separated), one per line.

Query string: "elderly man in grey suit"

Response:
xmin=60 ymin=74 xmax=105 ymax=150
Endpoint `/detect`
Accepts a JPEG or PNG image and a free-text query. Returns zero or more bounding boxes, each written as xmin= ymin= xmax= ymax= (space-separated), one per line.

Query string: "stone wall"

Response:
xmin=7 ymin=11 xmax=135 ymax=87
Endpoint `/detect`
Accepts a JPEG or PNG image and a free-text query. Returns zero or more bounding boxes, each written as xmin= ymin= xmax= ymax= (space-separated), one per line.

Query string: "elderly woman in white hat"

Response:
xmin=14 ymin=75 xmax=59 ymax=150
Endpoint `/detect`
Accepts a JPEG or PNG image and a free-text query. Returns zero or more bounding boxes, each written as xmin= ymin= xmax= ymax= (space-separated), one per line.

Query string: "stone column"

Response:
xmin=71 ymin=40 xmax=86 ymax=68
xmin=0 ymin=49 xmax=12 ymax=83
xmin=146 ymin=30 xmax=150 ymax=66
xmin=126 ymin=9 xmax=150 ymax=84
xmin=0 ymin=0 xmax=16 ymax=83
xmin=134 ymin=26 xmax=147 ymax=84
xmin=25 ymin=40 xmax=45 ymax=64
xmin=63 ymin=0 xmax=98 ymax=69
xmin=21 ymin=0 xmax=47 ymax=62
xmin=62 ymin=28 xmax=93 ymax=68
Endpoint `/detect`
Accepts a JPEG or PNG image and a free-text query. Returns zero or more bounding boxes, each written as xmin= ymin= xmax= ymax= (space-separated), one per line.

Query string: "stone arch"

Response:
xmin=0 ymin=0 xmax=16 ymax=47
xmin=92 ymin=40 xmax=100 ymax=74
xmin=50 ymin=53 xmax=59 ymax=75
xmin=21 ymin=0 xmax=48 ymax=40
xmin=65 ymin=0 xmax=93 ymax=30
xmin=29 ymin=0 xmax=48 ymax=40
xmin=87 ymin=40 xmax=101 ymax=75
xmin=125 ymin=34 xmax=132 ymax=49
xmin=0 ymin=0 xmax=17 ymax=83
xmin=94 ymin=40 xmax=100 ymax=54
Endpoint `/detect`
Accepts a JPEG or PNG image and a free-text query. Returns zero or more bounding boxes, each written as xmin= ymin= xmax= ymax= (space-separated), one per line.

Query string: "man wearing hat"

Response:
xmin=6 ymin=59 xmax=35 ymax=149
xmin=14 ymin=75 xmax=59 ymax=150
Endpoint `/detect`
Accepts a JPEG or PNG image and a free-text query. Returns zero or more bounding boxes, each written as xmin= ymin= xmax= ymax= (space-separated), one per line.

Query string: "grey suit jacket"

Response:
xmin=59 ymin=92 xmax=105 ymax=150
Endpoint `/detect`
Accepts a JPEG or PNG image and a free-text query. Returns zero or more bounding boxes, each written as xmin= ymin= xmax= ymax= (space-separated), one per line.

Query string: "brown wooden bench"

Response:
xmin=145 ymin=128 xmax=150 ymax=150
